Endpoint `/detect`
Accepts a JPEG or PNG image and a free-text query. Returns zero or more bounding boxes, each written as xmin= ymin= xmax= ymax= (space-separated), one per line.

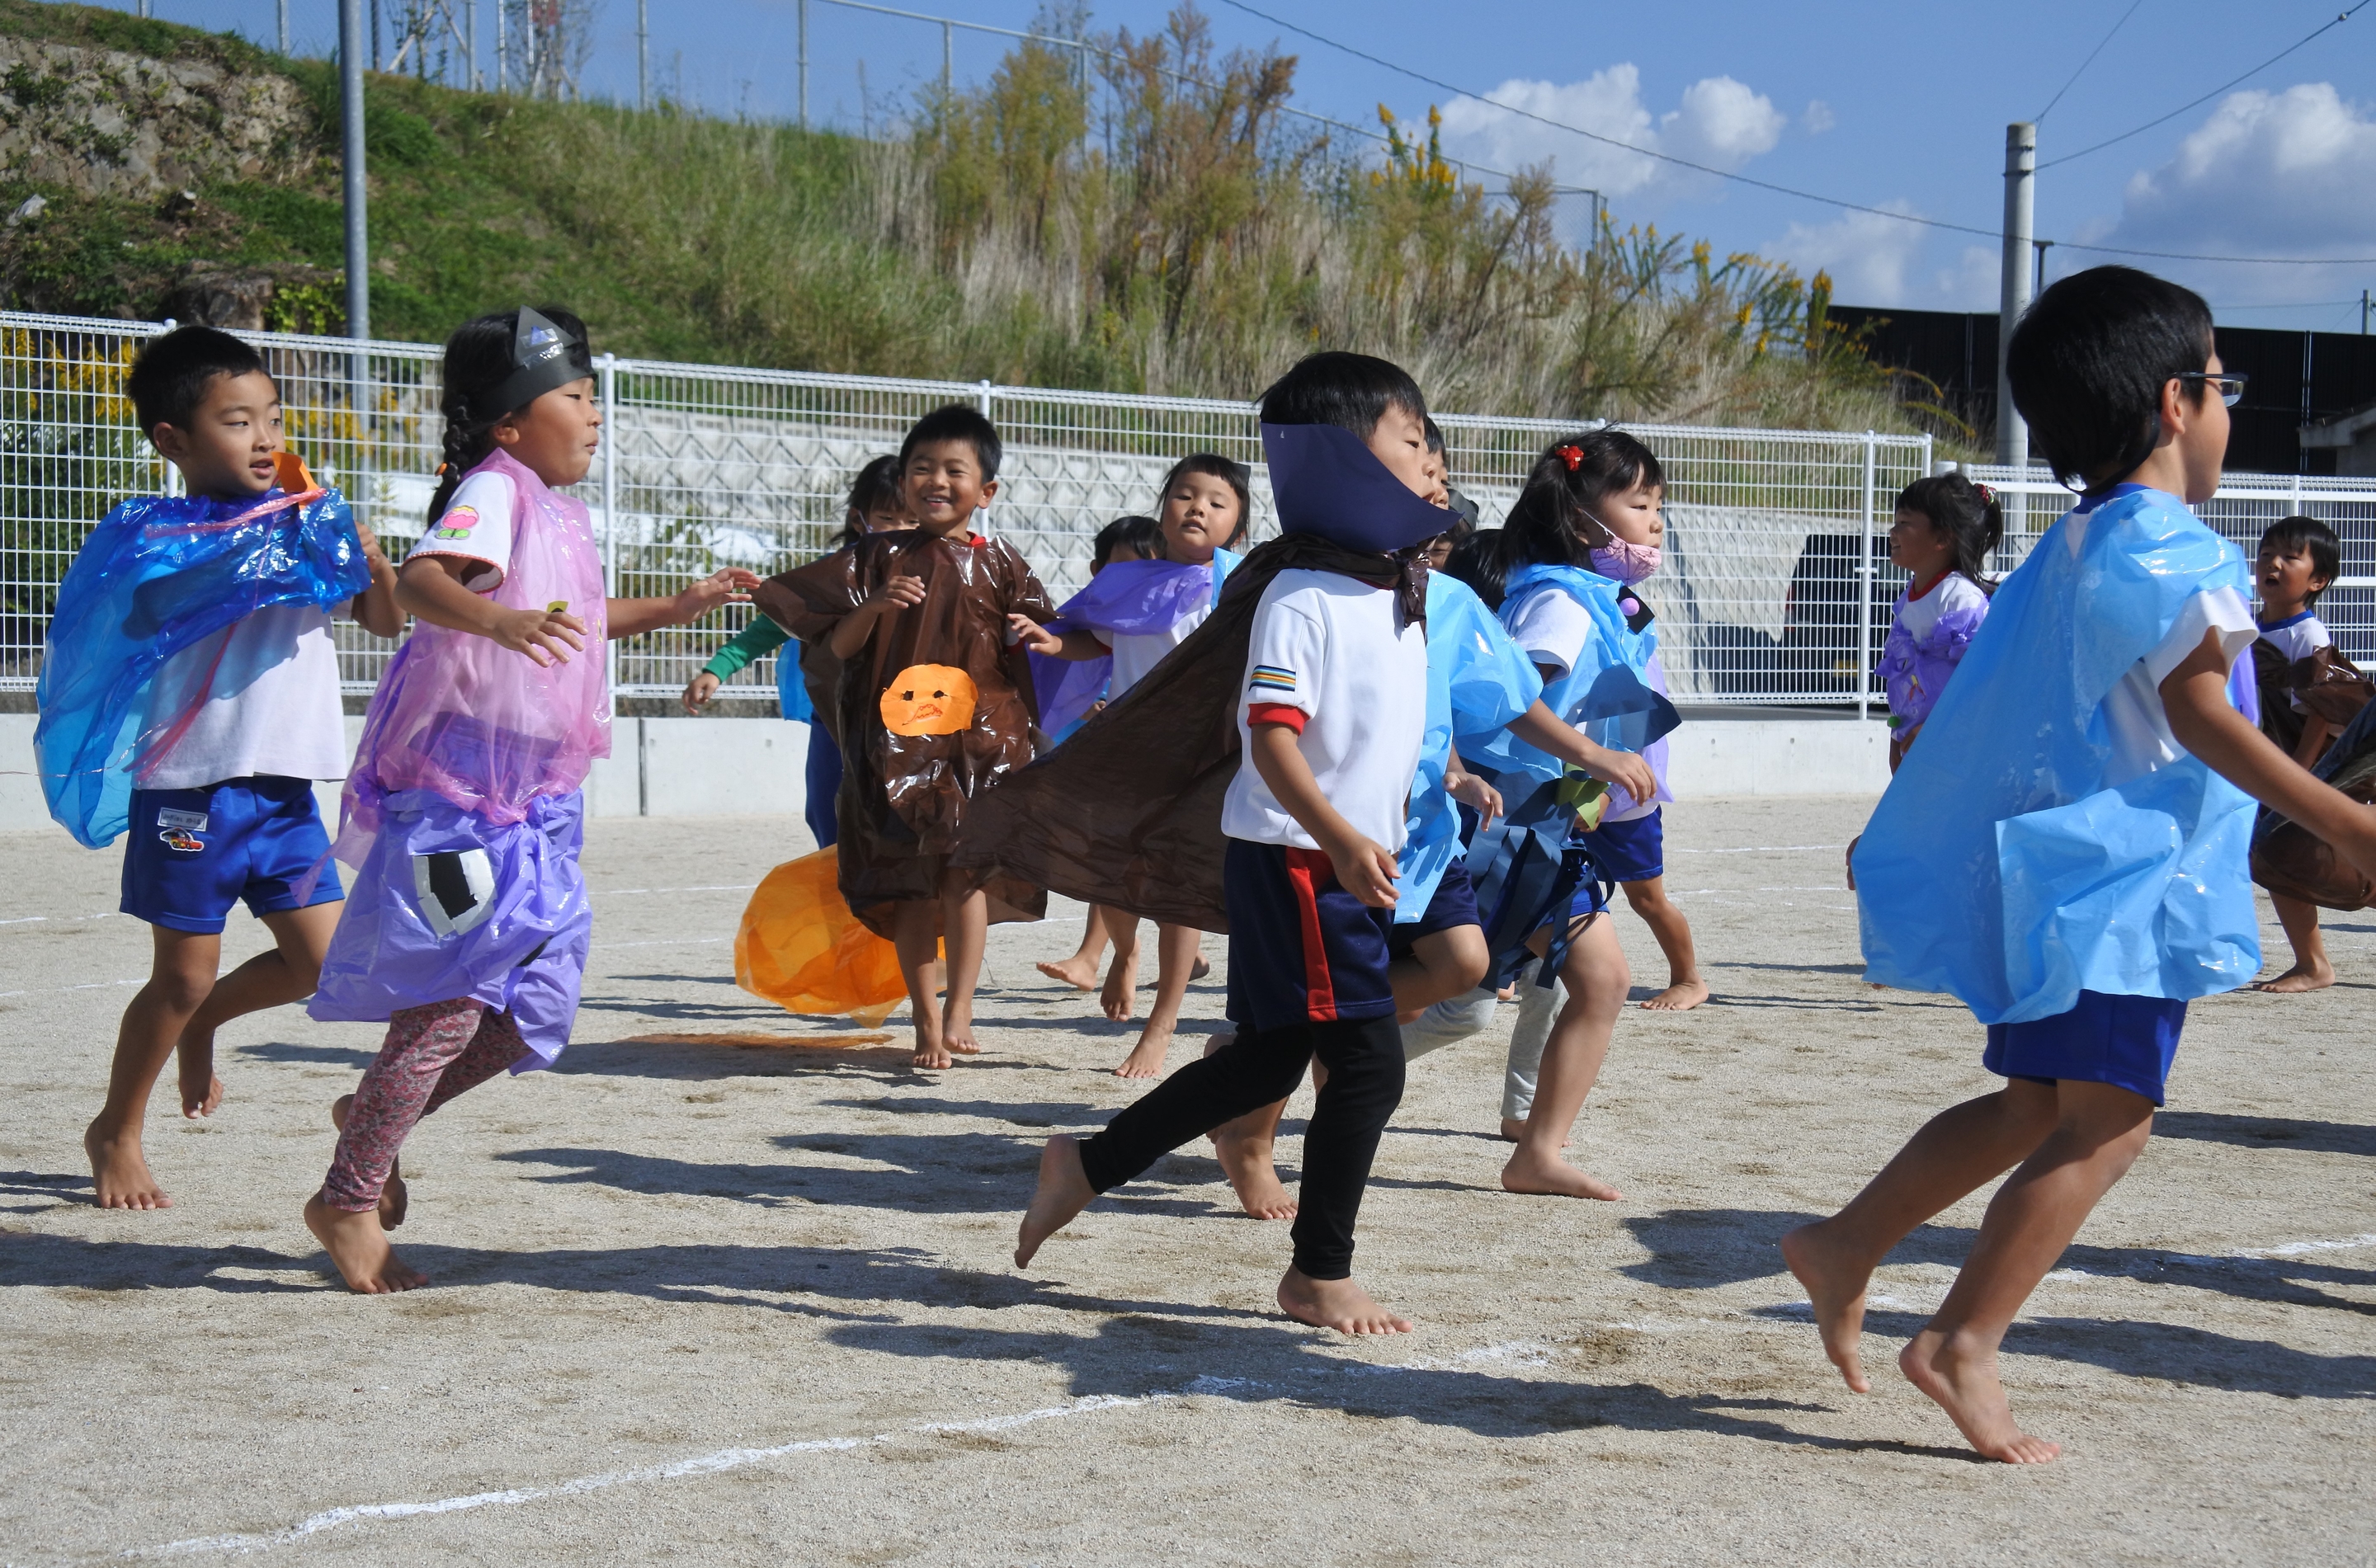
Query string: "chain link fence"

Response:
xmin=8 ymin=309 xmax=2375 ymax=711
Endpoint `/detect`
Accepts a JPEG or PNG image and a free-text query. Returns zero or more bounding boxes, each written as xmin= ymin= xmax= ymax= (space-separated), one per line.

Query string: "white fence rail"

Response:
xmin=6 ymin=310 xmax=2374 ymax=712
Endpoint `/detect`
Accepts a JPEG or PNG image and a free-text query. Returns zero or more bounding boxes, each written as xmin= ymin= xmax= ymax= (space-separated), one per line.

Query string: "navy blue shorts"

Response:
xmin=1582 ymin=807 xmax=1664 ymax=883
xmin=1388 ymin=860 xmax=1480 ymax=960
xmin=1224 ymin=838 xmax=1396 ymax=1034
xmin=120 ymin=776 xmax=342 ymax=935
xmin=1983 ymin=989 xmax=2186 ymax=1106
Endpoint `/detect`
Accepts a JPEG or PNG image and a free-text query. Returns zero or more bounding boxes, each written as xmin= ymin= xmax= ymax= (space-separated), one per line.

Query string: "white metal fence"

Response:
xmin=7 ymin=309 xmax=2374 ymax=712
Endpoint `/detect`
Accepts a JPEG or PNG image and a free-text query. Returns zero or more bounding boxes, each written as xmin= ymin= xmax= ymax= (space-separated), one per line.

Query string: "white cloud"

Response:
xmin=1761 ymin=209 xmax=1999 ymax=309
xmin=1435 ymin=64 xmax=1784 ymax=201
xmin=1802 ymin=99 xmax=1835 ymax=134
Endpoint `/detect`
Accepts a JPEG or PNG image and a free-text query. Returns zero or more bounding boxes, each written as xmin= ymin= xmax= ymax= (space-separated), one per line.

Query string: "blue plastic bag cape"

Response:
xmin=35 ymin=486 xmax=370 ymax=849
xmin=1460 ymin=563 xmax=1678 ymax=788
xmin=776 ymin=634 xmax=815 ymax=724
xmin=1398 ymin=572 xmax=1541 ymax=922
xmin=1031 ymin=549 xmax=1239 ymax=737
xmin=1852 ymin=485 xmax=2259 ymax=1024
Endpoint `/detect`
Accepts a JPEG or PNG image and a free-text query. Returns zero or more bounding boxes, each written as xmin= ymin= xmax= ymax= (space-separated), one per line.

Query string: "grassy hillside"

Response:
xmin=0 ymin=1 xmax=1961 ymax=437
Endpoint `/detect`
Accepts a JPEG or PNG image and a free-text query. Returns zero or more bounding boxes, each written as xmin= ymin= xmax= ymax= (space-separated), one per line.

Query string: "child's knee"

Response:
xmin=1622 ymin=879 xmax=1667 ymax=916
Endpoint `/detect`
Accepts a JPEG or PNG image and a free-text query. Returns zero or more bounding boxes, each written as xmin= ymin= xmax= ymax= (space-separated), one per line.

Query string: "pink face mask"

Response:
xmin=1590 ymin=534 xmax=1662 ymax=586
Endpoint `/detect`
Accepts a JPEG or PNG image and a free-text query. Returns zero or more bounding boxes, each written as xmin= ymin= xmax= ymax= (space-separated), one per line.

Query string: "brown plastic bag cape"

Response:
xmin=2252 ymin=638 xmax=2375 ymax=760
xmin=2251 ymin=699 xmax=2376 ymax=911
xmin=951 ymin=534 xmax=1421 ymax=933
xmin=735 ymin=846 xmax=932 ymax=1025
xmin=754 ymin=531 xmax=1058 ymax=938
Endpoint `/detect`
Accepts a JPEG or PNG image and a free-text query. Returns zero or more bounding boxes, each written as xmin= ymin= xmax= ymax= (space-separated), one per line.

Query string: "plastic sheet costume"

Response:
xmin=308 ymin=445 xmax=610 ymax=1070
xmin=1876 ymin=578 xmax=1990 ymax=732
xmin=2253 ymin=696 xmax=2376 ymax=911
xmin=1031 ymin=549 xmax=1242 ymax=737
xmin=754 ymin=530 xmax=1058 ymax=937
xmin=735 ymin=845 xmax=914 ymax=1024
xmin=35 ymin=473 xmax=369 ymax=849
xmin=952 ymin=422 xmax=1447 ymax=931
xmin=1853 ymin=485 xmax=2260 ymax=1024
xmin=1399 ymin=572 xmax=1541 ymax=923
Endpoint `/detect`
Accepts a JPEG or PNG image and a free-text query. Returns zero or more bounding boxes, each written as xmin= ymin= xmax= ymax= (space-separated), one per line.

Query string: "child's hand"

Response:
xmin=1323 ymin=831 xmax=1401 ymax=909
xmin=681 ymin=671 xmax=721 ymax=714
xmin=1445 ymin=769 xmax=1503 ymax=830
xmin=1007 ymin=614 xmax=1063 ymax=656
xmin=1577 ymin=742 xmax=1659 ymax=808
xmin=866 ymin=572 xmax=928 ymax=614
xmin=354 ymin=519 xmax=392 ymax=571
xmin=493 ymin=605 xmax=587 ymax=666
xmin=672 ymin=567 xmax=761 ymax=621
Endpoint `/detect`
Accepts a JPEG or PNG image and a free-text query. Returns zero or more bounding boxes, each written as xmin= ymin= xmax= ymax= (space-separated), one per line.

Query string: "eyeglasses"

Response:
xmin=2177 ymin=371 xmax=2249 ymax=407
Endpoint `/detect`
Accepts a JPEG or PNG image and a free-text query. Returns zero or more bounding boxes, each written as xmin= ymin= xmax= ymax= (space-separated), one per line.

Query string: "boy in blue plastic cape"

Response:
xmin=44 ymin=327 xmax=402 ymax=1210
xmin=1787 ymin=266 xmax=2376 ymax=1463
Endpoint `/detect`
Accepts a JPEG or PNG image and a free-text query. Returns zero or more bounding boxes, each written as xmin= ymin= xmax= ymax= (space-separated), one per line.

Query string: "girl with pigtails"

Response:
xmin=303 ymin=306 xmax=757 ymax=1294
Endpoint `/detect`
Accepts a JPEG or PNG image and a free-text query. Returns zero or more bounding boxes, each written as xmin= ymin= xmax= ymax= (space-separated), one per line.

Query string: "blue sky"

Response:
xmin=127 ymin=0 xmax=2376 ymax=329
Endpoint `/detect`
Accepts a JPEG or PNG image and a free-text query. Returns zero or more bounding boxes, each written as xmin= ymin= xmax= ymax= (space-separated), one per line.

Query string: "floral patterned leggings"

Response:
xmin=320 ymin=997 xmax=529 ymax=1212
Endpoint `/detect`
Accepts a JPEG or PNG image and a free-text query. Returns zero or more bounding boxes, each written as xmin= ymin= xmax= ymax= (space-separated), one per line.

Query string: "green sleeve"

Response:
xmin=701 ymin=614 xmax=792 ymax=679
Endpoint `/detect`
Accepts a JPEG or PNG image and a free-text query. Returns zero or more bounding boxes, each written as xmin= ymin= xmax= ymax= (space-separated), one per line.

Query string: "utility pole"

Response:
xmin=942 ymin=19 xmax=952 ymax=101
xmin=637 ymin=0 xmax=648 ymax=109
xmin=798 ymin=0 xmax=808 ymax=129
xmin=278 ymin=0 xmax=288 ymax=53
xmin=341 ymin=0 xmax=370 ymax=345
xmin=1996 ymin=121 xmax=2035 ymax=532
xmin=2363 ymin=289 xmax=2370 ymax=335
xmin=467 ymin=0 xmax=478 ymax=88
xmin=496 ymin=0 xmax=506 ymax=92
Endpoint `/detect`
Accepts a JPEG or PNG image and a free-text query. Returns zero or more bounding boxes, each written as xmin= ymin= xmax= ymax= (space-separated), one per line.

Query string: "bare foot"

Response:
xmin=1641 ymin=978 xmax=1711 ymax=1011
xmin=1035 ymin=956 xmax=1099 ymax=991
xmin=84 ymin=1119 xmax=170 ymax=1210
xmin=1190 ymin=955 xmax=1211 ymax=982
xmin=941 ymin=1001 xmax=983 ymax=1058
xmin=2250 ymin=963 xmax=2336 ymax=994
xmin=1014 ymin=1134 xmax=1095 ymax=1267
xmin=1497 ymin=1117 xmax=1568 ymax=1147
xmin=911 ymin=1016 xmax=952 ymax=1071
xmin=1780 ymin=1220 xmax=1872 ymax=1393
xmin=1500 ymin=1145 xmax=1620 ymax=1200
xmin=1212 ymin=1120 xmax=1297 ymax=1220
xmin=304 ymin=1192 xmax=427 ymax=1293
xmin=177 ymin=1029 xmax=224 ymax=1118
xmin=1898 ymin=1326 xmax=2060 ymax=1462
xmin=330 ymin=1095 xmax=408 ymax=1230
xmin=1100 ymin=951 xmax=1140 ymax=1022
xmin=1113 ymin=1024 xmax=1171 ymax=1079
xmin=1276 ymin=1268 xmax=1412 ymax=1334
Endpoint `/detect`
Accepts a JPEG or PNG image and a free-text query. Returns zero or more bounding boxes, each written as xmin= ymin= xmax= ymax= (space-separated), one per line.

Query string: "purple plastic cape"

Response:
xmin=1030 ymin=549 xmax=1240 ymax=735
xmin=312 ymin=449 xmax=610 ymax=1069
xmin=35 ymin=486 xmax=369 ymax=849
xmin=1877 ymin=590 xmax=1989 ymax=730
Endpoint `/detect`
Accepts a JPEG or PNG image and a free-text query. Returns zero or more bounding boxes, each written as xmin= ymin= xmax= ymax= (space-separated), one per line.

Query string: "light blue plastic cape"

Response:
xmin=1398 ymin=572 xmax=1542 ymax=922
xmin=35 ymin=487 xmax=370 ymax=849
xmin=775 ymin=636 xmax=815 ymax=724
xmin=1852 ymin=485 xmax=2259 ymax=1024
xmin=1460 ymin=563 xmax=1679 ymax=788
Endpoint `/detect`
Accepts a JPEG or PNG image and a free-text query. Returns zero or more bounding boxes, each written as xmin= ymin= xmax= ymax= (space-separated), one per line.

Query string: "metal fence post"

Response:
xmin=600 ymin=352 xmax=620 ymax=710
xmin=1857 ymin=431 xmax=1876 ymax=723
xmin=977 ymin=379 xmax=994 ymax=416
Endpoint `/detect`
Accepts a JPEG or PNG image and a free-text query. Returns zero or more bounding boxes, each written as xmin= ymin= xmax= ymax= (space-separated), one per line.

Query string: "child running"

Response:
xmin=1791 ymin=266 xmax=2376 ymax=1461
xmin=304 ymin=306 xmax=756 ymax=1292
xmin=683 ymin=454 xmax=910 ymax=848
xmin=755 ymin=405 xmax=1059 ymax=1069
xmin=1876 ymin=473 xmax=2000 ymax=771
xmin=40 ymin=326 xmax=403 ymax=1209
xmin=1030 ymin=456 xmax=1251 ymax=1075
xmin=1005 ymin=351 xmax=1450 ymax=1334
xmin=2246 ymin=515 xmax=2354 ymax=992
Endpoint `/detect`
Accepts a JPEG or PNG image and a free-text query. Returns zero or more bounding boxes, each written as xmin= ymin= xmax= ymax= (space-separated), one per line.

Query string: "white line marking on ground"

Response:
xmin=587 ymin=937 xmax=731 ymax=953
xmin=591 ymin=884 xmax=757 ymax=897
xmin=1668 ymin=845 xmax=1849 ymax=855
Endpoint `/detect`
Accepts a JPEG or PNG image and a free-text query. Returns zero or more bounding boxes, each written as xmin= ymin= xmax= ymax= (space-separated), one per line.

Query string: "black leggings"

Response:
xmin=1077 ymin=1013 xmax=1405 ymax=1280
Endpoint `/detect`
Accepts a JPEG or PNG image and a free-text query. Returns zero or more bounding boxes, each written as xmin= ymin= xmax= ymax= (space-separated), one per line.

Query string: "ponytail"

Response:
xmin=1895 ymin=473 xmax=2004 ymax=593
xmin=1491 ymin=428 xmax=1666 ymax=582
xmin=424 ymin=304 xmax=594 ymax=526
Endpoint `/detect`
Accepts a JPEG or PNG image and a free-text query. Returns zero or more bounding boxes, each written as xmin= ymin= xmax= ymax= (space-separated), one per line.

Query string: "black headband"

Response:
xmin=475 ymin=306 xmax=588 ymax=421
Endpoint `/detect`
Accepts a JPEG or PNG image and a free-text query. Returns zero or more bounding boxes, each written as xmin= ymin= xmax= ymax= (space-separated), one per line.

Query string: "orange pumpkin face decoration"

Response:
xmin=879 ymin=664 xmax=978 ymax=737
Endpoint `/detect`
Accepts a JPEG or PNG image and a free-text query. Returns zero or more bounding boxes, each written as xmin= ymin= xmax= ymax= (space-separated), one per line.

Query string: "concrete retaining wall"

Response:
xmin=0 ymin=711 xmax=1883 ymax=839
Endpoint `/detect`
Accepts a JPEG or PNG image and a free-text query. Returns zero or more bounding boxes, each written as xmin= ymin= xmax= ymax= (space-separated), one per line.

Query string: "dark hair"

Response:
xmin=2006 ymin=266 xmax=2217 ymax=494
xmin=900 ymin=403 xmax=1002 ymax=483
xmin=2260 ymin=514 xmax=2342 ymax=605
xmin=1422 ymin=416 xmax=1446 ymax=457
xmin=838 ymin=454 xmax=905 ymax=548
xmin=1256 ymin=351 xmax=1428 ymax=436
xmin=1456 ymin=429 xmax=1666 ymax=601
xmin=1153 ymin=452 xmax=1253 ymax=551
xmin=1895 ymin=473 xmax=2004 ymax=593
xmin=424 ymin=304 xmax=594 ymax=525
xmin=128 ymin=325 xmax=271 ymax=438
xmin=1091 ymin=514 xmax=1161 ymax=571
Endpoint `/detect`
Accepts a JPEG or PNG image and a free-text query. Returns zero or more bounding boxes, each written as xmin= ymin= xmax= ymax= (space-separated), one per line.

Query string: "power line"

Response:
xmin=2034 ymin=0 xmax=2147 ymax=123
xmin=1209 ymin=0 xmax=2376 ymax=266
xmin=2037 ymin=0 xmax=2369 ymax=169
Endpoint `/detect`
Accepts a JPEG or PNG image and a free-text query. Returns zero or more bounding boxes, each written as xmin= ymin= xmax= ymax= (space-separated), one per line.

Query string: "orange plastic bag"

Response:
xmin=734 ymin=846 xmax=926 ymax=1026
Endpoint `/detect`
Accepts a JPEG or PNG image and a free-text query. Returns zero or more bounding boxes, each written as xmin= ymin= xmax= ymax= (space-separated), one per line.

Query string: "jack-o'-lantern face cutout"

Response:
xmin=879 ymin=664 xmax=978 ymax=736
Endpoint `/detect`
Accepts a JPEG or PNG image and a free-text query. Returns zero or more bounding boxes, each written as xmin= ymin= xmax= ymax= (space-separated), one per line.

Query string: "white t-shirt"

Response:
xmin=1897 ymin=572 xmax=1990 ymax=641
xmin=1220 ymin=567 xmax=1428 ymax=851
xmin=2100 ymin=586 xmax=2257 ymax=788
xmin=139 ymin=602 xmax=351 ymax=788
xmin=1107 ymin=597 xmax=1214 ymax=698
xmin=408 ymin=467 xmax=517 ymax=591
xmin=2257 ymin=609 xmax=2332 ymax=713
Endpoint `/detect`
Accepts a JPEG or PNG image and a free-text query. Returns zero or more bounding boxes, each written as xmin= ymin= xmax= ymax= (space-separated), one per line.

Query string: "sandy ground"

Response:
xmin=1 ymin=794 xmax=2371 ymax=1566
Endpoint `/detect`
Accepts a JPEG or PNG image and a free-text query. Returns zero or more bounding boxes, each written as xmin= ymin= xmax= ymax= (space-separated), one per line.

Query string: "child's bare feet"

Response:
xmin=84 ymin=1119 xmax=170 ymax=1210
xmin=1780 ymin=1220 xmax=1871 ymax=1393
xmin=911 ymin=1014 xmax=952 ymax=1070
xmin=177 ymin=1029 xmax=224 ymax=1118
xmin=2250 ymin=962 xmax=2336 ymax=993
xmin=330 ymin=1095 xmax=408 ymax=1230
xmin=941 ymin=1000 xmax=983 ymax=1058
xmin=1277 ymin=1268 xmax=1412 ymax=1334
xmin=1640 ymin=977 xmax=1710 ymax=1011
xmin=1500 ymin=1145 xmax=1620 ymax=1200
xmin=1898 ymin=1325 xmax=2060 ymax=1462
xmin=1212 ymin=1119 xmax=1297 ymax=1219
xmin=304 ymin=1193 xmax=427 ymax=1293
xmin=1035 ymin=956 xmax=1099 ymax=991
xmin=1497 ymin=1117 xmax=1569 ymax=1146
xmin=1113 ymin=1023 xmax=1171 ymax=1079
xmin=1190 ymin=954 xmax=1211 ymax=981
xmin=1100 ymin=953 xmax=1140 ymax=1022
xmin=1014 ymin=1134 xmax=1095 ymax=1267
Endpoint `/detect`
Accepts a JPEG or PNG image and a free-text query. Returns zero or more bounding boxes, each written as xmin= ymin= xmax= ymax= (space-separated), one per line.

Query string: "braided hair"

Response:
xmin=423 ymin=305 xmax=595 ymax=526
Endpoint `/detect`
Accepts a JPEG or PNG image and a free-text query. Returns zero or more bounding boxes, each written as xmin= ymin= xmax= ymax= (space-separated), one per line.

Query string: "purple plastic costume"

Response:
xmin=1030 ymin=549 xmax=1238 ymax=736
xmin=309 ymin=450 xmax=609 ymax=1070
xmin=1877 ymin=572 xmax=1991 ymax=732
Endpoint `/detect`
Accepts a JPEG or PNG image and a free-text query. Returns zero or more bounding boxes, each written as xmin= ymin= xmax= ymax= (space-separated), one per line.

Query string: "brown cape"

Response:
xmin=950 ymin=534 xmax=1421 ymax=934
xmin=755 ymin=530 xmax=1058 ymax=937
